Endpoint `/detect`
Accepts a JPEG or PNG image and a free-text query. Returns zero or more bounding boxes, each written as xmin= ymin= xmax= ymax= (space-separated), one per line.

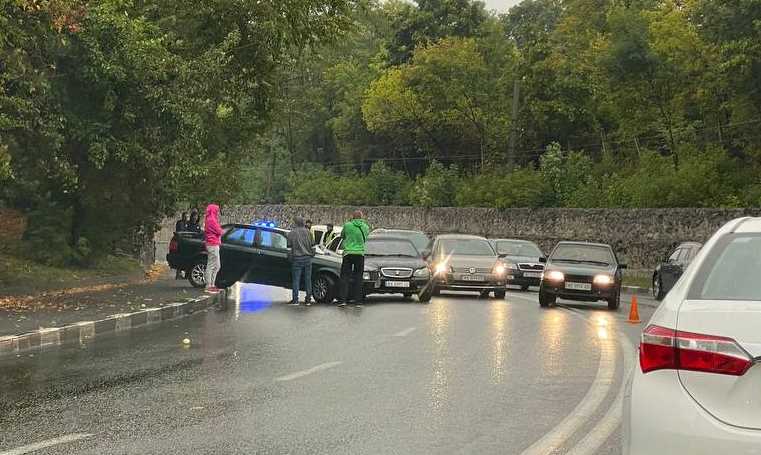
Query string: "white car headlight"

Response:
xmin=414 ymin=267 xmax=431 ymax=278
xmin=544 ymin=270 xmax=565 ymax=282
xmin=494 ymin=264 xmax=507 ymax=275
xmin=593 ymin=274 xmax=613 ymax=286
xmin=434 ymin=263 xmax=450 ymax=275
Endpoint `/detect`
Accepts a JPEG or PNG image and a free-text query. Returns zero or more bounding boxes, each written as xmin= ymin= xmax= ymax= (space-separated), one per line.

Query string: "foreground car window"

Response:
xmin=440 ymin=239 xmax=495 ymax=256
xmin=496 ymin=241 xmax=542 ymax=257
xmin=690 ymin=234 xmax=761 ymax=301
xmin=552 ymin=245 xmax=614 ymax=264
xmin=366 ymin=240 xmax=419 ymax=257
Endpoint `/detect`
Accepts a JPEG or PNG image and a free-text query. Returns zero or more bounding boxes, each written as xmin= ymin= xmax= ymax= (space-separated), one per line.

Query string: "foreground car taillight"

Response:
xmin=640 ymin=325 xmax=753 ymax=376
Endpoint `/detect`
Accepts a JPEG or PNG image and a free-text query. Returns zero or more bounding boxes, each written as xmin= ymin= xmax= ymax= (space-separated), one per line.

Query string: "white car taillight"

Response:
xmin=640 ymin=325 xmax=753 ymax=376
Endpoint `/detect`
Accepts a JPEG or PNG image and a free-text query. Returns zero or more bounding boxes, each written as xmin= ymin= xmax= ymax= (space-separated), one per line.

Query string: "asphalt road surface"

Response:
xmin=0 ymin=285 xmax=656 ymax=455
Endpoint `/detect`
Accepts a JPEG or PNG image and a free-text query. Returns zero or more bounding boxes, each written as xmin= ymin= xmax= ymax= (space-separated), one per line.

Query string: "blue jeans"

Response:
xmin=291 ymin=256 xmax=313 ymax=303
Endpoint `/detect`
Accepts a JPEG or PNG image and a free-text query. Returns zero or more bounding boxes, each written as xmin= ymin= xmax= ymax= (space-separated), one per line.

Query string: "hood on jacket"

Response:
xmin=206 ymin=204 xmax=220 ymax=223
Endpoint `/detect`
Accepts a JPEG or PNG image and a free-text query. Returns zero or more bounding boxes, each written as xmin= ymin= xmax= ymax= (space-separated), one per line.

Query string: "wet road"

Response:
xmin=0 ymin=285 xmax=655 ymax=455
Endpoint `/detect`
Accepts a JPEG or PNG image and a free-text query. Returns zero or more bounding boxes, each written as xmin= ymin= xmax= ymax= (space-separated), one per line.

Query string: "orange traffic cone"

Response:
xmin=628 ymin=294 xmax=641 ymax=324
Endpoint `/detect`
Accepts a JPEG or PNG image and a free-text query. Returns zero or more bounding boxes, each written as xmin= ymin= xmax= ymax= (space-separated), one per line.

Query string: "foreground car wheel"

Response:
xmin=539 ymin=290 xmax=555 ymax=307
xmin=313 ymin=273 xmax=337 ymax=304
xmin=188 ymin=261 xmax=206 ymax=288
xmin=494 ymin=290 xmax=506 ymax=299
xmin=608 ymin=289 xmax=621 ymax=310
xmin=652 ymin=275 xmax=664 ymax=300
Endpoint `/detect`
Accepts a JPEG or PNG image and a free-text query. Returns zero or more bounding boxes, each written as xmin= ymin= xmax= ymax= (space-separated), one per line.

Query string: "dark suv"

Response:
xmin=166 ymin=224 xmax=344 ymax=303
xmin=652 ymin=242 xmax=702 ymax=300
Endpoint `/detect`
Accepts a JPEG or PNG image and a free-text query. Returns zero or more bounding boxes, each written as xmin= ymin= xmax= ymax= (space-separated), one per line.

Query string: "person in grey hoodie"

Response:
xmin=287 ymin=216 xmax=315 ymax=306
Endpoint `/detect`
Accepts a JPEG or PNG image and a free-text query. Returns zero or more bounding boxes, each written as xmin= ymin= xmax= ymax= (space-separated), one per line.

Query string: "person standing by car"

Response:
xmin=186 ymin=209 xmax=202 ymax=233
xmin=204 ymin=204 xmax=223 ymax=294
xmin=337 ymin=210 xmax=370 ymax=307
xmin=287 ymin=216 xmax=315 ymax=306
xmin=174 ymin=212 xmax=189 ymax=279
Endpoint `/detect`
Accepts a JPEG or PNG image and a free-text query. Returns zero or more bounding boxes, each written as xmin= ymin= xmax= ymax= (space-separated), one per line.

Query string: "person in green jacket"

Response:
xmin=337 ymin=210 xmax=370 ymax=307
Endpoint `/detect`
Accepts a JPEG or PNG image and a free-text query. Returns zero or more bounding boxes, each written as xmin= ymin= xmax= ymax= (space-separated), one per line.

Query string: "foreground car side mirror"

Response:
xmin=539 ymin=257 xmax=547 ymax=263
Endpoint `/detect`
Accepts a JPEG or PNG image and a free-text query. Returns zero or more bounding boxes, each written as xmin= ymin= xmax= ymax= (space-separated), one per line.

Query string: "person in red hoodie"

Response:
xmin=204 ymin=204 xmax=223 ymax=293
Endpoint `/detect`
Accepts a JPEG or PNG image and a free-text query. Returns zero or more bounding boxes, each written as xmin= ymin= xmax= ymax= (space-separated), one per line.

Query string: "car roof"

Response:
xmin=373 ymin=228 xmax=425 ymax=234
xmin=435 ymin=234 xmax=487 ymax=240
xmin=491 ymin=238 xmax=537 ymax=244
xmin=730 ymin=217 xmax=761 ymax=234
xmin=368 ymin=235 xmax=416 ymax=244
xmin=226 ymin=223 xmax=289 ymax=234
xmin=555 ymin=241 xmax=612 ymax=249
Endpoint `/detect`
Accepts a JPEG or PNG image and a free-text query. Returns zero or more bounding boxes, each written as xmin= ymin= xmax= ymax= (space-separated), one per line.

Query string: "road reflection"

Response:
xmin=537 ymin=311 xmax=569 ymax=377
xmin=427 ymin=300 xmax=451 ymax=414
xmin=489 ymin=302 xmax=510 ymax=384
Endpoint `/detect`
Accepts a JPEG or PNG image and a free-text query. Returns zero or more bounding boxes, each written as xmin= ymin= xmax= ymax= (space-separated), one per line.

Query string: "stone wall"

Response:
xmin=155 ymin=206 xmax=761 ymax=270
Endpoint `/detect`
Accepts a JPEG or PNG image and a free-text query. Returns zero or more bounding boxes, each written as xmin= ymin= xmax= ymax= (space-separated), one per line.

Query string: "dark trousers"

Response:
xmin=291 ymin=256 xmax=313 ymax=303
xmin=339 ymin=254 xmax=365 ymax=303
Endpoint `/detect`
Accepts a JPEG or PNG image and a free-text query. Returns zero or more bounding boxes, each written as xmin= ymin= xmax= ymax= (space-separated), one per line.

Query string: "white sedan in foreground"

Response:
xmin=624 ymin=217 xmax=761 ymax=454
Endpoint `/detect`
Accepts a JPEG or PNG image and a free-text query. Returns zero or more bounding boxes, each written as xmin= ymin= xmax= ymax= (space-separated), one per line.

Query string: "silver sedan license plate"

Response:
xmin=565 ymin=282 xmax=592 ymax=291
xmin=462 ymin=275 xmax=485 ymax=282
xmin=385 ymin=281 xmax=410 ymax=288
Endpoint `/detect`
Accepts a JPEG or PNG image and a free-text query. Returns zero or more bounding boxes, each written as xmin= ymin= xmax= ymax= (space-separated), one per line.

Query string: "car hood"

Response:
xmin=364 ymin=256 xmax=427 ymax=271
xmin=546 ymin=261 xmax=616 ymax=276
xmin=442 ymin=255 xmax=499 ymax=269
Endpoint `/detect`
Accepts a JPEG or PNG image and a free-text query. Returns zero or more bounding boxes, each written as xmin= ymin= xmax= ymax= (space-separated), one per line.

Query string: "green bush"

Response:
xmin=456 ymin=168 xmax=553 ymax=208
xmin=408 ymin=161 xmax=460 ymax=207
xmin=22 ymin=203 xmax=92 ymax=266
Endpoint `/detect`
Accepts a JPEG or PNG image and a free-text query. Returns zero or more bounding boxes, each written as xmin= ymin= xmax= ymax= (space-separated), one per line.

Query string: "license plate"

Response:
xmin=565 ymin=282 xmax=592 ymax=291
xmin=524 ymin=272 xmax=542 ymax=278
xmin=462 ymin=275 xmax=485 ymax=282
xmin=385 ymin=281 xmax=410 ymax=288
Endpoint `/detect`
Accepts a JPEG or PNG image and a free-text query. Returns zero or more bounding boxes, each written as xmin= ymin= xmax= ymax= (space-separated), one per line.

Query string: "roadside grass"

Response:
xmin=622 ymin=271 xmax=652 ymax=290
xmin=0 ymin=238 xmax=143 ymax=297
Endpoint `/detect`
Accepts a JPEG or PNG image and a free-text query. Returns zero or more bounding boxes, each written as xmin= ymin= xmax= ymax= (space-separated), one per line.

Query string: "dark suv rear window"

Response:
xmin=689 ymin=234 xmax=761 ymax=301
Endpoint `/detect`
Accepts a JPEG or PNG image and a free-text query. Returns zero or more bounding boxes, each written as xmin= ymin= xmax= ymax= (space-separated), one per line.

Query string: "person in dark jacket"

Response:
xmin=186 ymin=209 xmax=201 ymax=233
xmin=337 ymin=210 xmax=370 ymax=307
xmin=175 ymin=212 xmax=189 ymax=232
xmin=287 ymin=216 xmax=315 ymax=306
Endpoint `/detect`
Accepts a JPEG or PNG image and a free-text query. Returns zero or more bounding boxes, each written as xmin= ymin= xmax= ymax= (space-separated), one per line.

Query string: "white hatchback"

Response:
xmin=624 ymin=217 xmax=761 ymax=454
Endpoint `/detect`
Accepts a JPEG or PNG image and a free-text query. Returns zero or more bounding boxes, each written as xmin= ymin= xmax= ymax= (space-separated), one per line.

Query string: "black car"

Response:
xmin=429 ymin=234 xmax=508 ymax=298
xmin=538 ymin=241 xmax=627 ymax=310
xmin=370 ymin=229 xmax=431 ymax=253
xmin=166 ymin=224 xmax=344 ymax=303
xmin=362 ymin=236 xmax=433 ymax=302
xmin=652 ymin=241 xmax=702 ymax=300
xmin=490 ymin=239 xmax=545 ymax=291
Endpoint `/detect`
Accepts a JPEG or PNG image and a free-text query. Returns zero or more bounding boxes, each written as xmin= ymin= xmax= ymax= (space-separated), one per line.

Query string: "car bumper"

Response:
xmin=541 ymin=282 xmax=617 ymax=301
xmin=506 ymin=272 xmax=542 ymax=287
xmin=166 ymin=253 xmax=188 ymax=270
xmin=624 ymin=367 xmax=761 ymax=454
xmin=363 ymin=278 xmax=429 ymax=294
xmin=434 ymin=274 xmax=506 ymax=292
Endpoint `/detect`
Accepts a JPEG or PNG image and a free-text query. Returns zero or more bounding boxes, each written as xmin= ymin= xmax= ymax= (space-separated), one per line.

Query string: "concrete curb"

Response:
xmin=0 ymin=294 xmax=216 ymax=360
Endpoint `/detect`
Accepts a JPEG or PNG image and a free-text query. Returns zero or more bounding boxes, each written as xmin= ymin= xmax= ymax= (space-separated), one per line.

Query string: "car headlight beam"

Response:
xmin=414 ymin=267 xmax=431 ymax=278
xmin=593 ymin=274 xmax=614 ymax=286
xmin=434 ymin=263 xmax=450 ymax=275
xmin=545 ymin=270 xmax=565 ymax=282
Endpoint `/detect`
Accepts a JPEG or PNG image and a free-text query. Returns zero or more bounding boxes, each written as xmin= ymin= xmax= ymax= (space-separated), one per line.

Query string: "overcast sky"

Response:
xmin=483 ymin=0 xmax=522 ymax=13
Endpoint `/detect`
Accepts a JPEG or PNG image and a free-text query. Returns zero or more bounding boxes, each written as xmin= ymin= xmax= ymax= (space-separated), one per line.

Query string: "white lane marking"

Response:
xmin=509 ymin=292 xmax=618 ymax=455
xmin=274 ymin=361 xmax=343 ymax=382
xmin=0 ymin=433 xmax=93 ymax=455
xmin=393 ymin=327 xmax=416 ymax=337
xmin=566 ymin=335 xmax=637 ymax=455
